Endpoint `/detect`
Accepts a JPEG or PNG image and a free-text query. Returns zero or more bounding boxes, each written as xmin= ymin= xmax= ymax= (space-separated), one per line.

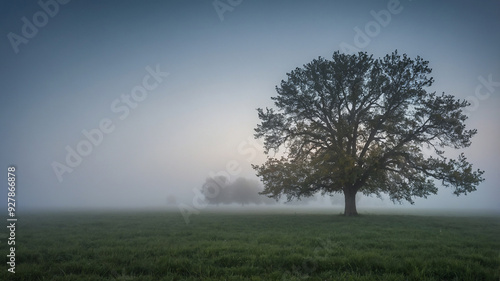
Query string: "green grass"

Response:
xmin=1 ymin=210 xmax=499 ymax=280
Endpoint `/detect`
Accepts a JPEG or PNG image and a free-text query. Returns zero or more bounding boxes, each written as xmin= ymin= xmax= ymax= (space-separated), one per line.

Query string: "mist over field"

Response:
xmin=2 ymin=2 xmax=500 ymax=279
xmin=1 ymin=0 xmax=499 ymax=214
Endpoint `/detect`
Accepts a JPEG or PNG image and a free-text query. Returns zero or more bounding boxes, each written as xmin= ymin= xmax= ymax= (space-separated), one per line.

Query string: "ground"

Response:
xmin=1 ymin=209 xmax=499 ymax=280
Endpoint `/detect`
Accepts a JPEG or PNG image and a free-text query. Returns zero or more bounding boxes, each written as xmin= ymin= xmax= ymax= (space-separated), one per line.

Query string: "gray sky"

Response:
xmin=1 ymin=0 xmax=499 ymax=211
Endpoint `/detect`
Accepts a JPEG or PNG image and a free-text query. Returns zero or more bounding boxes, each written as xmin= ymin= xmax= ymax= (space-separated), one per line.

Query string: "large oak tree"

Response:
xmin=253 ymin=51 xmax=484 ymax=216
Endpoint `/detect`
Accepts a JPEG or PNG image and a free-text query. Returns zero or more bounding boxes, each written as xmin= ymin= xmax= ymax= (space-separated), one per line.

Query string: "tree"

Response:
xmin=201 ymin=176 xmax=276 ymax=206
xmin=202 ymin=176 xmax=231 ymax=205
xmin=253 ymin=51 xmax=484 ymax=216
xmin=231 ymin=177 xmax=268 ymax=206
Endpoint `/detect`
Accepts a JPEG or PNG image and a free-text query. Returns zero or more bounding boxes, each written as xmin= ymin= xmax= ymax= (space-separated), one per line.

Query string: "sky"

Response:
xmin=1 ymin=0 xmax=499 ymax=212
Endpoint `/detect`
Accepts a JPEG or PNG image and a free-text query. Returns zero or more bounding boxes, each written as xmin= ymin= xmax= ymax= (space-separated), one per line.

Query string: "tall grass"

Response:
xmin=1 ymin=210 xmax=499 ymax=280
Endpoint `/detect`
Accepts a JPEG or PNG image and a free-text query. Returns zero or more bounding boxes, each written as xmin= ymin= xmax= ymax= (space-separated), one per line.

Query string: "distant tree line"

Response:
xmin=199 ymin=176 xmax=362 ymax=206
xmin=201 ymin=176 xmax=276 ymax=206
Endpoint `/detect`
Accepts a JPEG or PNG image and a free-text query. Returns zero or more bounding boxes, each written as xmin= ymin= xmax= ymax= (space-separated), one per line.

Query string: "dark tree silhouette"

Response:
xmin=253 ymin=51 xmax=484 ymax=216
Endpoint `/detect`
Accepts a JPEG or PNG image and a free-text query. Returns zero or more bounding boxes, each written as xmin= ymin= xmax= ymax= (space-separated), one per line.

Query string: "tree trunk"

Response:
xmin=343 ymin=189 xmax=358 ymax=216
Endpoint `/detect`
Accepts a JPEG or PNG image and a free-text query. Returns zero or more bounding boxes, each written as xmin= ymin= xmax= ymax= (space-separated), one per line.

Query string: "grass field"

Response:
xmin=1 ymin=209 xmax=499 ymax=280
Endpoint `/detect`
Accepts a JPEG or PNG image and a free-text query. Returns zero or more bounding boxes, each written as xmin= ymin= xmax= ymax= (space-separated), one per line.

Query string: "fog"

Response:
xmin=1 ymin=0 xmax=499 ymax=214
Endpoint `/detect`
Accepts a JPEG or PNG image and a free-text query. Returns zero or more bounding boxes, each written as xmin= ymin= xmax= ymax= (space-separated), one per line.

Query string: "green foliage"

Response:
xmin=2 ymin=211 xmax=499 ymax=280
xmin=254 ymin=51 xmax=484 ymax=213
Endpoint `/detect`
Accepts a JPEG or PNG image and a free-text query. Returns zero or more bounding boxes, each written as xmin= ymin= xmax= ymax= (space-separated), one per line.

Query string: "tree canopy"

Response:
xmin=253 ymin=51 xmax=484 ymax=216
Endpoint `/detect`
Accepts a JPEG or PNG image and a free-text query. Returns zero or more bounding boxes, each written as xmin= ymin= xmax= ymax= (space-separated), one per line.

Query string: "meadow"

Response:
xmin=1 ymin=209 xmax=499 ymax=280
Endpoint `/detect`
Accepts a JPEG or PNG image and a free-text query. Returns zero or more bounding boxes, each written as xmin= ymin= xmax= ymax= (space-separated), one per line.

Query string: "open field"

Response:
xmin=1 ymin=209 xmax=499 ymax=280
